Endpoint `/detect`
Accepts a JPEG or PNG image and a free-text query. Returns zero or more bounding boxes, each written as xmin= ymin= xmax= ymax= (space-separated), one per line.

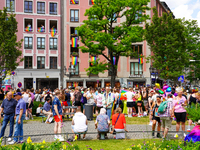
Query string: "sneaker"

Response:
xmin=187 ymin=129 xmax=191 ymax=132
xmin=149 ymin=122 xmax=153 ymax=126
xmin=8 ymin=140 xmax=17 ymax=145
xmin=174 ymin=133 xmax=178 ymax=138
xmin=58 ymin=136 xmax=64 ymax=142
xmin=7 ymin=138 xmax=12 ymax=142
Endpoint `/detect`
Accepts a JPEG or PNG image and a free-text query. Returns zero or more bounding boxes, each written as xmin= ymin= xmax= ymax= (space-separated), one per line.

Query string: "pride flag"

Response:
xmin=38 ymin=27 xmax=44 ymax=32
xmin=71 ymin=0 xmax=78 ymax=4
xmin=185 ymin=125 xmax=200 ymax=143
xmin=113 ymin=57 xmax=116 ymax=65
xmin=138 ymin=54 xmax=143 ymax=64
xmin=51 ymin=28 xmax=56 ymax=37
xmin=120 ymin=90 xmax=128 ymax=101
xmin=91 ymin=56 xmax=97 ymax=65
xmin=25 ymin=26 xmax=32 ymax=32
xmin=72 ymin=37 xmax=78 ymax=48
xmin=91 ymin=0 xmax=95 ymax=5
xmin=72 ymin=56 xmax=78 ymax=66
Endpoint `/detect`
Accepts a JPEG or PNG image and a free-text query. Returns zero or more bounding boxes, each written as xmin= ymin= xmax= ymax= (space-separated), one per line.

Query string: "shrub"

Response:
xmin=32 ymin=101 xmax=45 ymax=115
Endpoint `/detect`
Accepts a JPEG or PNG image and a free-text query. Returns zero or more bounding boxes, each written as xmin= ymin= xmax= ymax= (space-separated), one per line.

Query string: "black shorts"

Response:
xmin=26 ymin=103 xmax=29 ymax=109
xmin=127 ymin=102 xmax=134 ymax=107
xmin=96 ymin=106 xmax=103 ymax=111
xmin=152 ymin=116 xmax=161 ymax=123
xmin=174 ymin=112 xmax=186 ymax=123
xmin=74 ymin=101 xmax=82 ymax=106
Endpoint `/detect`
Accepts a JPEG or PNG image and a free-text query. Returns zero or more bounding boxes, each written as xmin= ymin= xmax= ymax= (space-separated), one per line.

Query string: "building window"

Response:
xmin=49 ymin=20 xmax=57 ymax=32
xmin=24 ymin=37 xmax=32 ymax=49
xmin=37 ymin=2 xmax=45 ymax=14
xmin=70 ymin=10 xmax=79 ymax=22
xmin=49 ymin=38 xmax=57 ymax=50
xmin=37 ymin=56 xmax=45 ymax=69
xmin=50 ymin=57 xmax=57 ymax=69
xmin=37 ymin=20 xmax=45 ymax=32
xmin=24 ymin=0 xmax=32 ymax=13
xmin=70 ymin=45 xmax=79 ymax=56
xmin=70 ymin=63 xmax=79 ymax=76
xmin=70 ymin=0 xmax=79 ymax=4
xmin=135 ymin=10 xmax=142 ymax=24
xmin=24 ymin=19 xmax=33 ymax=32
xmin=37 ymin=37 xmax=45 ymax=49
xmin=130 ymin=45 xmax=143 ymax=59
xmin=130 ymin=62 xmax=143 ymax=75
xmin=6 ymin=0 xmax=15 ymax=12
xmin=50 ymin=3 xmax=57 ymax=15
xmin=70 ymin=27 xmax=78 ymax=39
xmin=89 ymin=0 xmax=95 ymax=5
xmin=24 ymin=56 xmax=32 ymax=69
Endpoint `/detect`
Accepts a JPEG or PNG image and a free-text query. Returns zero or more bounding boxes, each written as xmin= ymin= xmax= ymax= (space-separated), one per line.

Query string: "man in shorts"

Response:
xmin=52 ymin=90 xmax=64 ymax=141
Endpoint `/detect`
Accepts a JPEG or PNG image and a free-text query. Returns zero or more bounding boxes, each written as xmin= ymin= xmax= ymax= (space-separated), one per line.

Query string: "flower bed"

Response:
xmin=128 ymin=140 xmax=200 ymax=150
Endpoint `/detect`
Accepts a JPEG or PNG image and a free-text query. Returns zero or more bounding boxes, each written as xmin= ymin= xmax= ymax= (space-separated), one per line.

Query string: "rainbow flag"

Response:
xmin=113 ymin=57 xmax=116 ymax=65
xmin=120 ymin=90 xmax=128 ymax=101
xmin=185 ymin=125 xmax=200 ymax=143
xmin=72 ymin=37 xmax=78 ymax=48
xmin=71 ymin=0 xmax=78 ymax=4
xmin=135 ymin=84 xmax=139 ymax=88
xmin=51 ymin=28 xmax=56 ymax=37
xmin=91 ymin=0 xmax=95 ymax=5
xmin=72 ymin=56 xmax=78 ymax=66
xmin=91 ymin=56 xmax=97 ymax=65
xmin=38 ymin=27 xmax=44 ymax=32
xmin=138 ymin=54 xmax=143 ymax=64
xmin=25 ymin=26 xmax=32 ymax=32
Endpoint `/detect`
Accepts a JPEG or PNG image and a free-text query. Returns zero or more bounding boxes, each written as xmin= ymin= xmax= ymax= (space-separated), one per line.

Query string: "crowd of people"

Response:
xmin=0 ymin=84 xmax=199 ymax=143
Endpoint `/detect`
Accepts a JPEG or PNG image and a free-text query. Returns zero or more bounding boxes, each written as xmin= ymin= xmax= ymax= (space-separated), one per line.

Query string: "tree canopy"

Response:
xmin=145 ymin=8 xmax=189 ymax=82
xmin=76 ymin=0 xmax=150 ymax=87
xmin=0 ymin=7 xmax=23 ymax=77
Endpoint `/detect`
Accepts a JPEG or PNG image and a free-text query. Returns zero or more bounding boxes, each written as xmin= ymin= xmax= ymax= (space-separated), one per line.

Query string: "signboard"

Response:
xmin=18 ymin=82 xmax=22 ymax=88
xmin=178 ymin=75 xmax=184 ymax=83
xmin=128 ymin=82 xmax=133 ymax=88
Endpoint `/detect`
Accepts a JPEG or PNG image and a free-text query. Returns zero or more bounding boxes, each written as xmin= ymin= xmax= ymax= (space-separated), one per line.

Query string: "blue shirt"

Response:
xmin=52 ymin=97 xmax=62 ymax=116
xmin=1 ymin=98 xmax=17 ymax=114
xmin=43 ymin=101 xmax=51 ymax=112
xmin=96 ymin=114 xmax=110 ymax=132
xmin=15 ymin=98 xmax=26 ymax=115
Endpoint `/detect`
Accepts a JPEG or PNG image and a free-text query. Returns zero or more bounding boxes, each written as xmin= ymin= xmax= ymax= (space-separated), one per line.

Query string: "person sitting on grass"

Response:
xmin=36 ymin=104 xmax=43 ymax=117
xmin=95 ymin=108 xmax=110 ymax=139
xmin=71 ymin=108 xmax=88 ymax=139
xmin=43 ymin=98 xmax=53 ymax=124
xmin=110 ymin=107 xmax=128 ymax=139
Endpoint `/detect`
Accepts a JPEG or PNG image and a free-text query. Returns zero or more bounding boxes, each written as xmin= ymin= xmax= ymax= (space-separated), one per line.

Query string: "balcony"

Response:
xmin=129 ymin=71 xmax=143 ymax=78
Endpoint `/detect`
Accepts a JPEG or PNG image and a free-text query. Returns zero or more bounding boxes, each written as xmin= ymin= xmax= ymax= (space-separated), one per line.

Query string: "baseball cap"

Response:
xmin=14 ymin=92 xmax=22 ymax=96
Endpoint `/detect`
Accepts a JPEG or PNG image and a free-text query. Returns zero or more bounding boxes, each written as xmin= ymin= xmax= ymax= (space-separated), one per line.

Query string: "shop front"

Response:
xmin=67 ymin=81 xmax=83 ymax=88
xmin=36 ymin=78 xmax=58 ymax=91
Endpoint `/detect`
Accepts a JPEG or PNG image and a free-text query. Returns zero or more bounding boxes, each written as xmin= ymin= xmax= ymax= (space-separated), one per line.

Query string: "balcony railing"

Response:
xmin=129 ymin=71 xmax=143 ymax=77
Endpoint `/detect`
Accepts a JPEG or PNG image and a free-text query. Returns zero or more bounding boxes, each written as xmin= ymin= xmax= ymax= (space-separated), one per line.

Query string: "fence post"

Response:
xmin=66 ymin=132 xmax=68 ymax=140
xmin=4 ymin=136 xmax=6 ymax=145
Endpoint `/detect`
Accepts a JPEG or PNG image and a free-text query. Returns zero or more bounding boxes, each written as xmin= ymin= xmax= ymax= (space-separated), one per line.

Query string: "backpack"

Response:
xmin=158 ymin=101 xmax=169 ymax=114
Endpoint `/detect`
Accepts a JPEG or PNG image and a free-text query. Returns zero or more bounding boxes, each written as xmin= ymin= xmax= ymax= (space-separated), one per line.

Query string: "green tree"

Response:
xmin=0 ymin=7 xmax=23 ymax=77
xmin=145 ymin=8 xmax=189 ymax=83
xmin=76 ymin=0 xmax=150 ymax=88
xmin=182 ymin=19 xmax=200 ymax=84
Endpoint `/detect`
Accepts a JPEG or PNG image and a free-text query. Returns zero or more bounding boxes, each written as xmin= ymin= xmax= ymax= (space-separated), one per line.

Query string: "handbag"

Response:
xmin=113 ymin=114 xmax=121 ymax=135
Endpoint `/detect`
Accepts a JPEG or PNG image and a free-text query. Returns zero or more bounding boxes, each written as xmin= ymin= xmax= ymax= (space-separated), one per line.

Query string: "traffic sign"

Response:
xmin=11 ymin=71 xmax=15 ymax=75
xmin=178 ymin=75 xmax=184 ymax=83
xmin=18 ymin=82 xmax=22 ymax=88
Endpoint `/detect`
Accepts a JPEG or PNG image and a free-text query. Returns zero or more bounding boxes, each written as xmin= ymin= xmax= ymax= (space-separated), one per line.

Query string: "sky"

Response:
xmin=163 ymin=0 xmax=200 ymax=26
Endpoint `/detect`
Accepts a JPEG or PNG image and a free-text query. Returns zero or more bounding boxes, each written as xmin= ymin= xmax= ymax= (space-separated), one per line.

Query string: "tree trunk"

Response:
xmin=111 ymin=65 xmax=116 ymax=88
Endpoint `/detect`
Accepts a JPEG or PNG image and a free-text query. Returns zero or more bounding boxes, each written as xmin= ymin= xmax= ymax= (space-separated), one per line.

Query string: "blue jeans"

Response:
xmin=13 ymin=114 xmax=25 ymax=142
xmin=106 ymin=108 xmax=112 ymax=119
xmin=0 ymin=113 xmax=15 ymax=138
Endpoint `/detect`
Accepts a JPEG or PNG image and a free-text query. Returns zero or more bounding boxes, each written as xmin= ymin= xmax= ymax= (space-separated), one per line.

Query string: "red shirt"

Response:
xmin=112 ymin=113 xmax=126 ymax=129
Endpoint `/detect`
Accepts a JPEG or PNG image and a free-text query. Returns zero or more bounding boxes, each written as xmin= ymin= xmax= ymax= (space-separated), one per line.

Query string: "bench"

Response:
xmin=62 ymin=106 xmax=77 ymax=117
xmin=98 ymin=131 xmax=109 ymax=140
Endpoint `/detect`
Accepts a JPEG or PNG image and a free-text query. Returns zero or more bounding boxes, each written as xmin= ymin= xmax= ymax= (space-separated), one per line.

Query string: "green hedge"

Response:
xmin=32 ymin=101 xmax=45 ymax=115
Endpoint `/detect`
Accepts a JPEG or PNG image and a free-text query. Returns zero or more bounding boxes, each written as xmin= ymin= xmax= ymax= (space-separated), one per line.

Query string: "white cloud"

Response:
xmin=173 ymin=5 xmax=193 ymax=20
xmin=162 ymin=0 xmax=192 ymax=9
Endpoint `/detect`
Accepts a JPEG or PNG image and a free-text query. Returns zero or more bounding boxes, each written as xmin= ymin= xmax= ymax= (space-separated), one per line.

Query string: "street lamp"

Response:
xmin=149 ymin=65 xmax=158 ymax=87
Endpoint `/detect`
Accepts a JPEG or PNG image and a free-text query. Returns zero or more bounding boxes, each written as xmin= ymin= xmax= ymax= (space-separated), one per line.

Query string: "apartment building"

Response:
xmin=0 ymin=0 xmax=61 ymax=90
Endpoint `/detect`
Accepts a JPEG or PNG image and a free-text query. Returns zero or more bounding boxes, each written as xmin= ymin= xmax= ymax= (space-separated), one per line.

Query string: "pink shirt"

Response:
xmin=30 ymin=92 xmax=35 ymax=102
xmin=173 ymin=96 xmax=186 ymax=113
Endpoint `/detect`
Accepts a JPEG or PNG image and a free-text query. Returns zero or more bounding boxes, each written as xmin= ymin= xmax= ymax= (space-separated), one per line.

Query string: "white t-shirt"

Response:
xmin=152 ymin=94 xmax=159 ymax=102
xmin=23 ymin=93 xmax=29 ymax=103
xmin=124 ymin=91 xmax=135 ymax=102
xmin=114 ymin=93 xmax=119 ymax=104
xmin=87 ymin=93 xmax=95 ymax=104
xmin=36 ymin=107 xmax=42 ymax=114
xmin=95 ymin=93 xmax=103 ymax=107
xmin=73 ymin=112 xmax=87 ymax=132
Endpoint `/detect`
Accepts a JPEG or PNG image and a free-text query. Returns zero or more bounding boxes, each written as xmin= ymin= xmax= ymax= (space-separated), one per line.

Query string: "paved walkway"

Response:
xmin=1 ymin=120 xmax=186 ymax=144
